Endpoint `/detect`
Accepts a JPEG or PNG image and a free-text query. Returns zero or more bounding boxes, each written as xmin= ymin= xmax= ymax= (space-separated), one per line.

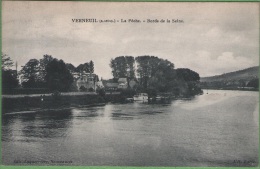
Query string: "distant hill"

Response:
xmin=201 ymin=66 xmax=259 ymax=82
xmin=200 ymin=66 xmax=259 ymax=90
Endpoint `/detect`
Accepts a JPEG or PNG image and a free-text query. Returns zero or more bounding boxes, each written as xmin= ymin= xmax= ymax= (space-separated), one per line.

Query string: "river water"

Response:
xmin=2 ymin=90 xmax=259 ymax=166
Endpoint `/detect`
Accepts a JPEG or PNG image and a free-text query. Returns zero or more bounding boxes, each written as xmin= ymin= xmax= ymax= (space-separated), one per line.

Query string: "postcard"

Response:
xmin=1 ymin=1 xmax=259 ymax=167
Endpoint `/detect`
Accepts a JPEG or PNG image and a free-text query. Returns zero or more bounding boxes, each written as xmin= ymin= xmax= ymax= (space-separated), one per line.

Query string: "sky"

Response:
xmin=2 ymin=2 xmax=259 ymax=79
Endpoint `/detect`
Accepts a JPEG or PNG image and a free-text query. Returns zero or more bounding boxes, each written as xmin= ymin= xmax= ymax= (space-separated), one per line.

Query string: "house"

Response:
xmin=72 ymin=72 xmax=80 ymax=79
xmin=118 ymin=78 xmax=128 ymax=89
xmin=76 ymin=71 xmax=97 ymax=91
xmin=96 ymin=80 xmax=104 ymax=89
xmin=105 ymin=82 xmax=119 ymax=91
xmin=129 ymin=79 xmax=137 ymax=89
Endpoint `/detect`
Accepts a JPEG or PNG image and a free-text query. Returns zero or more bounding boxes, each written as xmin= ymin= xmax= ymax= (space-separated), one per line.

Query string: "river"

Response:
xmin=2 ymin=90 xmax=259 ymax=166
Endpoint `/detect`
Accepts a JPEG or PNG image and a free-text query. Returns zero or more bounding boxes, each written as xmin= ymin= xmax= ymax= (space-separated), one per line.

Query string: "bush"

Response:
xmin=97 ymin=88 xmax=106 ymax=97
xmin=79 ymin=86 xmax=87 ymax=91
xmin=120 ymin=89 xmax=135 ymax=98
xmin=247 ymin=78 xmax=259 ymax=89
xmin=146 ymin=88 xmax=157 ymax=98
xmin=2 ymin=70 xmax=19 ymax=92
xmin=51 ymin=90 xmax=62 ymax=106
xmin=88 ymin=88 xmax=94 ymax=92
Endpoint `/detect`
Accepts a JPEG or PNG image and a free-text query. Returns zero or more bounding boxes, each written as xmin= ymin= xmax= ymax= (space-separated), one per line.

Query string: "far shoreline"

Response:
xmin=2 ymin=89 xmax=258 ymax=115
xmin=201 ymin=88 xmax=258 ymax=92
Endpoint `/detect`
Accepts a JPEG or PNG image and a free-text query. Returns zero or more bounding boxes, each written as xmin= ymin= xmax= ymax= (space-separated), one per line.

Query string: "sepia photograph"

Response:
xmin=1 ymin=1 xmax=259 ymax=167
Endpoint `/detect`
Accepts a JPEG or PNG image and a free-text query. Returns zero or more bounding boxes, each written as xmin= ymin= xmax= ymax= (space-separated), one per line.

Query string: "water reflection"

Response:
xmin=111 ymin=112 xmax=135 ymax=120
xmin=2 ymin=90 xmax=259 ymax=166
xmin=71 ymin=106 xmax=105 ymax=118
xmin=2 ymin=110 xmax=73 ymax=142
xmin=109 ymin=102 xmax=172 ymax=120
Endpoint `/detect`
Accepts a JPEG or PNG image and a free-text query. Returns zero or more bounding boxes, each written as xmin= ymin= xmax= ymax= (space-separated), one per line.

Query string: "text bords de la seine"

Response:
xmin=72 ymin=18 xmax=184 ymax=23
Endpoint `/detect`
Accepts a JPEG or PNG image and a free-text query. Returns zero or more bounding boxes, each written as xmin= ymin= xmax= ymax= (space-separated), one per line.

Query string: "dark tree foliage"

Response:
xmin=76 ymin=62 xmax=90 ymax=72
xmin=119 ymin=88 xmax=136 ymax=98
xmin=247 ymin=78 xmax=259 ymax=89
xmin=148 ymin=70 xmax=177 ymax=93
xmin=176 ymin=68 xmax=200 ymax=81
xmin=97 ymin=88 xmax=106 ymax=97
xmin=2 ymin=53 xmax=19 ymax=91
xmin=88 ymin=88 xmax=94 ymax=92
xmin=146 ymin=88 xmax=157 ymax=98
xmin=2 ymin=70 xmax=19 ymax=90
xmin=89 ymin=60 xmax=94 ymax=73
xmin=135 ymin=55 xmax=175 ymax=90
xmin=38 ymin=55 xmax=54 ymax=82
xmin=175 ymin=68 xmax=202 ymax=96
xmin=110 ymin=56 xmax=127 ymax=78
xmin=21 ymin=78 xmax=47 ymax=88
xmin=132 ymin=56 xmax=202 ymax=96
xmin=79 ymin=86 xmax=87 ymax=91
xmin=19 ymin=59 xmax=40 ymax=83
xmin=21 ymin=77 xmax=36 ymax=88
xmin=135 ymin=56 xmax=151 ymax=87
xmin=66 ymin=63 xmax=76 ymax=72
xmin=110 ymin=56 xmax=135 ymax=79
xmin=45 ymin=59 xmax=74 ymax=92
xmin=2 ymin=53 xmax=14 ymax=70
xmin=18 ymin=55 xmax=53 ymax=88
xmin=125 ymin=56 xmax=135 ymax=79
xmin=95 ymin=75 xmax=99 ymax=82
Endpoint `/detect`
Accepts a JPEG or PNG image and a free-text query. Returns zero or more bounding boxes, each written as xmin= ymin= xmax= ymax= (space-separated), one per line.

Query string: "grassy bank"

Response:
xmin=2 ymin=93 xmax=108 ymax=114
xmin=201 ymin=87 xmax=258 ymax=91
xmin=2 ymin=89 xmax=204 ymax=114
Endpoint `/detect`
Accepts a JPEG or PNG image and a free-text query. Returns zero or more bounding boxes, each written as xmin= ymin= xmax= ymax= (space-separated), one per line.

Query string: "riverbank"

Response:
xmin=201 ymin=87 xmax=258 ymax=91
xmin=2 ymin=93 xmax=119 ymax=114
xmin=3 ymin=103 xmax=106 ymax=116
xmin=2 ymin=87 xmax=206 ymax=114
xmin=2 ymin=91 xmax=197 ymax=114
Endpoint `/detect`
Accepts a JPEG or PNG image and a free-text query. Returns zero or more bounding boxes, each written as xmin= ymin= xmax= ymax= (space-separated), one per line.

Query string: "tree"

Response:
xmin=110 ymin=56 xmax=135 ymax=79
xmin=45 ymin=59 xmax=73 ymax=92
xmin=19 ymin=59 xmax=40 ymax=86
xmin=38 ymin=55 xmax=54 ymax=82
xmin=95 ymin=74 xmax=99 ymax=82
xmin=1 ymin=53 xmax=19 ymax=92
xmin=247 ymin=78 xmax=259 ymax=89
xmin=135 ymin=55 xmax=175 ymax=90
xmin=148 ymin=71 xmax=165 ymax=91
xmin=147 ymin=58 xmax=176 ymax=92
xmin=125 ymin=56 xmax=135 ymax=79
xmin=109 ymin=55 xmax=202 ymax=96
xmin=2 ymin=53 xmax=14 ymax=70
xmin=66 ymin=63 xmax=76 ymax=72
xmin=136 ymin=56 xmax=155 ymax=89
xmin=76 ymin=62 xmax=89 ymax=73
xmin=79 ymin=86 xmax=87 ymax=91
xmin=176 ymin=68 xmax=200 ymax=81
xmin=175 ymin=68 xmax=201 ymax=96
xmin=89 ymin=60 xmax=94 ymax=73
xmin=2 ymin=70 xmax=19 ymax=92
xmin=110 ymin=56 xmax=127 ymax=78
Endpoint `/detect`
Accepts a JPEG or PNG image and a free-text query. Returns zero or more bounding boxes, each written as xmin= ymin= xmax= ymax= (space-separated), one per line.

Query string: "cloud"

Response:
xmin=204 ymin=27 xmax=222 ymax=38
xmin=2 ymin=2 xmax=259 ymax=79
xmin=176 ymin=51 xmax=256 ymax=77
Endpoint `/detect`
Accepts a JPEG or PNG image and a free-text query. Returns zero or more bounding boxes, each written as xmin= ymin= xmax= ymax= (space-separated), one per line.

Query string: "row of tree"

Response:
xmin=110 ymin=55 xmax=201 ymax=96
xmin=2 ymin=53 xmax=95 ymax=92
xmin=2 ymin=53 xmax=19 ymax=91
xmin=200 ymin=78 xmax=259 ymax=90
xmin=2 ymin=53 xmax=202 ymax=96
